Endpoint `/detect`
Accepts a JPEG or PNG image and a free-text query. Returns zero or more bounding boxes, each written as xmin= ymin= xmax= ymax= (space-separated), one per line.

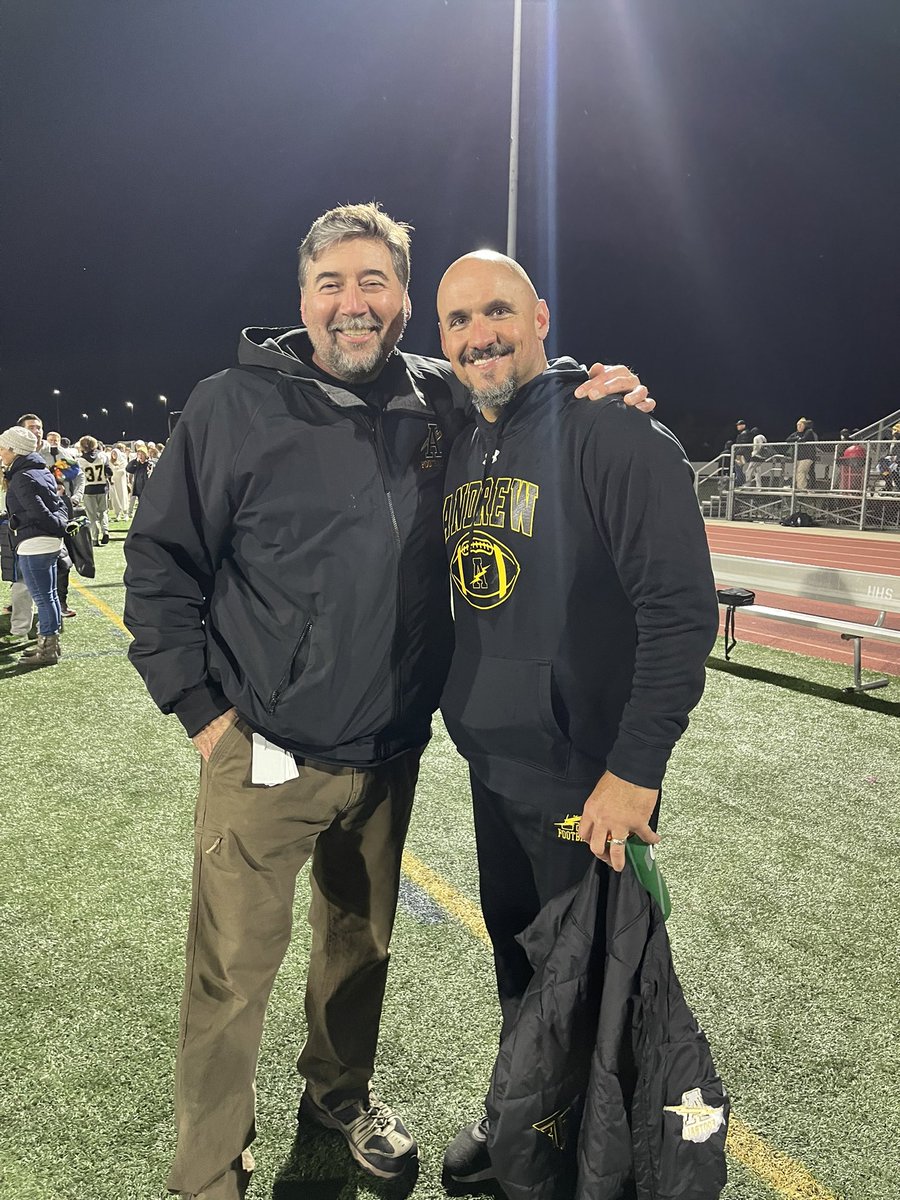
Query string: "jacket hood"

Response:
xmin=239 ymin=326 xmax=321 ymax=378
xmin=239 ymin=325 xmax=413 ymax=383
xmin=238 ymin=326 xmax=432 ymax=412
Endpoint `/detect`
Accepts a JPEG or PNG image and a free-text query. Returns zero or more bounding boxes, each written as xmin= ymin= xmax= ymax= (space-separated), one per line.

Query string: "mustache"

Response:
xmin=328 ymin=316 xmax=384 ymax=334
xmin=461 ymin=343 xmax=512 ymax=366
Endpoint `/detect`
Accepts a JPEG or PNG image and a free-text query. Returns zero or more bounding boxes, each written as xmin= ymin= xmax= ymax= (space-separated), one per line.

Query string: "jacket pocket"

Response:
xmin=264 ymin=619 xmax=313 ymax=714
xmin=208 ymin=560 xmax=314 ymax=714
xmin=440 ymin=651 xmax=570 ymax=775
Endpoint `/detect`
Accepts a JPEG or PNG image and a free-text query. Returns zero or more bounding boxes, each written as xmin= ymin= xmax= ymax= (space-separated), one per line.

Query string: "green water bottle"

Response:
xmin=626 ymin=836 xmax=672 ymax=921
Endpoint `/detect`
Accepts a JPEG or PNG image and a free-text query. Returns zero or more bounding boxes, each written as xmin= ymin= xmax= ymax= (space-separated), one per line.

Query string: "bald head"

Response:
xmin=437 ymin=251 xmax=550 ymax=419
xmin=438 ymin=250 xmax=539 ymax=302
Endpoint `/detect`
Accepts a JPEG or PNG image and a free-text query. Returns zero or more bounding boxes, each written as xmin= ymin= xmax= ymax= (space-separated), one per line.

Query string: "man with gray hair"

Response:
xmin=124 ymin=203 xmax=653 ymax=1200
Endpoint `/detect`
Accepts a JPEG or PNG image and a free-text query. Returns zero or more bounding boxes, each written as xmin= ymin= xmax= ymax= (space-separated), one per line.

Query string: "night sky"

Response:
xmin=4 ymin=0 xmax=899 ymax=456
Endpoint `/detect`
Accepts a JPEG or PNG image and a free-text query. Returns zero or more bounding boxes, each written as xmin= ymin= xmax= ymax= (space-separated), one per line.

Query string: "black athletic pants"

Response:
xmin=470 ymin=768 xmax=603 ymax=1038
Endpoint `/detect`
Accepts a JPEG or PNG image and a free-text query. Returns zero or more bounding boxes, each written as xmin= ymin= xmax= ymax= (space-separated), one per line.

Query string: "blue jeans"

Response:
xmin=17 ymin=552 xmax=62 ymax=636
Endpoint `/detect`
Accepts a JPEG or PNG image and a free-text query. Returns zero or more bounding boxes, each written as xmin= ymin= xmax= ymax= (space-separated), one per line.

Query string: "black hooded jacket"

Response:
xmin=124 ymin=327 xmax=468 ymax=764
xmin=486 ymin=860 xmax=729 ymax=1200
xmin=440 ymin=361 xmax=719 ymax=796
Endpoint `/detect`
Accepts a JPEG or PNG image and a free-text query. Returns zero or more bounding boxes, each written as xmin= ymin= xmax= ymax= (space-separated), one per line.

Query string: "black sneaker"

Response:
xmin=442 ymin=1115 xmax=493 ymax=1188
xmin=299 ymin=1091 xmax=417 ymax=1180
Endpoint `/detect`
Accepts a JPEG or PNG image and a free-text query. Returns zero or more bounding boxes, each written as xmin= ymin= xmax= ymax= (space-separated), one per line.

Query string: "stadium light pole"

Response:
xmin=507 ymin=0 xmax=523 ymax=258
xmin=51 ymin=388 xmax=61 ymax=430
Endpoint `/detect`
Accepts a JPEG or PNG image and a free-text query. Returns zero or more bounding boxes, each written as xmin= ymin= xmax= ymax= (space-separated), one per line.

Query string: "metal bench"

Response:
xmin=710 ymin=553 xmax=900 ymax=692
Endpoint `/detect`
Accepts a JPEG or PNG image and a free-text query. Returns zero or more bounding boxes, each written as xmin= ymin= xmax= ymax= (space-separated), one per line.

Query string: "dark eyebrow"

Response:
xmin=444 ymin=307 xmax=471 ymax=324
xmin=445 ymin=298 xmax=515 ymax=323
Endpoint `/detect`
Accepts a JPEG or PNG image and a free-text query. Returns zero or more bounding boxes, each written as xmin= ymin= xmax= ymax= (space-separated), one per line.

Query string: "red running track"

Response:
xmin=706 ymin=520 xmax=900 ymax=676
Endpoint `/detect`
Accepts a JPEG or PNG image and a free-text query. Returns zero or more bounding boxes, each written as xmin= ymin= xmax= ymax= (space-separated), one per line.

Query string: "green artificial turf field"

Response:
xmin=1 ymin=528 xmax=897 ymax=1200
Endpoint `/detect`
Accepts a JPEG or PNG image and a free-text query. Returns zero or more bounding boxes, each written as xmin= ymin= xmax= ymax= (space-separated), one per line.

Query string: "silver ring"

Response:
xmin=607 ymin=837 xmax=627 ymax=846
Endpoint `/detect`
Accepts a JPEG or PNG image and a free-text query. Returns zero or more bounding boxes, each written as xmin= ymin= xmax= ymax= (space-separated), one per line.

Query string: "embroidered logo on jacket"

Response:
xmin=449 ymin=532 xmax=521 ymax=610
xmin=420 ymin=423 xmax=442 ymax=470
xmin=554 ymin=815 xmax=581 ymax=842
xmin=533 ymin=1106 xmax=570 ymax=1150
xmin=663 ymin=1088 xmax=726 ymax=1143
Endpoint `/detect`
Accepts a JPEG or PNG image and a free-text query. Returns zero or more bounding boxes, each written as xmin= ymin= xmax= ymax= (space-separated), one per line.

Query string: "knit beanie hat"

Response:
xmin=0 ymin=426 xmax=39 ymax=456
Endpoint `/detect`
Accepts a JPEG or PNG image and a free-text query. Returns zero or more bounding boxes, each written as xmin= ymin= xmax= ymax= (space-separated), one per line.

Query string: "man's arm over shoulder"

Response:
xmin=583 ymin=405 xmax=719 ymax=789
xmin=123 ymin=372 xmax=252 ymax=738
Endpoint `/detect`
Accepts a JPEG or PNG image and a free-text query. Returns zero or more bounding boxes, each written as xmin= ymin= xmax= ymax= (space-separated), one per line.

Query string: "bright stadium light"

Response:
xmin=101 ymin=407 xmax=108 ymax=415
xmin=158 ymin=394 xmax=168 ymax=404
xmin=125 ymin=401 xmax=134 ymax=410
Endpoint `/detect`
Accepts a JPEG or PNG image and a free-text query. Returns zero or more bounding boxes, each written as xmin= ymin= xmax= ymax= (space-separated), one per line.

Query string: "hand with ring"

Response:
xmin=578 ymin=770 xmax=660 ymax=871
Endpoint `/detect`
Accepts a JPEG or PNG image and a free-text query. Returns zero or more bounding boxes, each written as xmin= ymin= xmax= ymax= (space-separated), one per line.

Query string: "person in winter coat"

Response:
xmin=0 ymin=473 xmax=36 ymax=652
xmin=18 ymin=412 xmax=85 ymax=503
xmin=786 ymin=417 xmax=818 ymax=490
xmin=0 ymin=425 xmax=68 ymax=665
xmin=122 ymin=202 xmax=655 ymax=1200
xmin=125 ymin=446 xmax=152 ymax=516
xmin=435 ymin=253 xmax=719 ymax=1192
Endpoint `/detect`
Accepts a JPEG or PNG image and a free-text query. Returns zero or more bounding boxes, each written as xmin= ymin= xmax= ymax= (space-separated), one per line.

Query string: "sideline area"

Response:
xmin=1 ymin=533 xmax=897 ymax=1199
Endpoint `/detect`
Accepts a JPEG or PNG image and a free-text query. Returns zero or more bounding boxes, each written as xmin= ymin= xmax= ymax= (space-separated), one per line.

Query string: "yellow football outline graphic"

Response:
xmin=450 ymin=530 xmax=521 ymax=610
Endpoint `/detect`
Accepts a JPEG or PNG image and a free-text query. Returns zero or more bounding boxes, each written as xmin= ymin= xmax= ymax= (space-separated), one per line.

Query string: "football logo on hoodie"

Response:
xmin=450 ymin=531 xmax=521 ymax=610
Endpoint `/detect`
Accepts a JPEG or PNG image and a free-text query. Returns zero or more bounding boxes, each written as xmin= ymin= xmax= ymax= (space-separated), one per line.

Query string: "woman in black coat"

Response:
xmin=0 ymin=425 xmax=68 ymax=665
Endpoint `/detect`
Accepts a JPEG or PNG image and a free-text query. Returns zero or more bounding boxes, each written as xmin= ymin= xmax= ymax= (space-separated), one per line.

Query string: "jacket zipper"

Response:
xmin=265 ymin=618 xmax=313 ymax=714
xmin=369 ymin=412 xmax=403 ymax=728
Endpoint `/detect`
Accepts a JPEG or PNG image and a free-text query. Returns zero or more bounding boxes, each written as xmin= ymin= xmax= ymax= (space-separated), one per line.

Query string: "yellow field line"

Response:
xmin=725 ymin=1122 xmax=840 ymax=1200
xmin=401 ymin=851 xmax=839 ymax=1200
xmin=78 ymin=578 xmax=838 ymax=1200
xmin=69 ymin=577 xmax=131 ymax=637
xmin=401 ymin=850 xmax=489 ymax=943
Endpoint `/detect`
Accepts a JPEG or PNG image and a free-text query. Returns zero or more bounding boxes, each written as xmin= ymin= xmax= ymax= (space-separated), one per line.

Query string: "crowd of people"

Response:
xmin=0 ymin=413 xmax=164 ymax=667
xmin=722 ymin=417 xmax=900 ymax=492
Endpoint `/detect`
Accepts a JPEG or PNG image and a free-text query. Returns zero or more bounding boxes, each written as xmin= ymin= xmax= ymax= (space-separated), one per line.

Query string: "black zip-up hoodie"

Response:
xmin=124 ymin=327 xmax=467 ymax=765
xmin=440 ymin=360 xmax=718 ymax=795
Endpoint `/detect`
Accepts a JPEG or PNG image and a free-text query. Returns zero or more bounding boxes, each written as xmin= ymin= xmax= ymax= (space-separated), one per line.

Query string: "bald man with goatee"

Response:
xmin=436 ymin=252 xmax=719 ymax=1189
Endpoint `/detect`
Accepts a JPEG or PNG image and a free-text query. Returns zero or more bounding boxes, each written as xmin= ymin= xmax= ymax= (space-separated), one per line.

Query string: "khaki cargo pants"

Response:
xmin=166 ymin=717 xmax=419 ymax=1198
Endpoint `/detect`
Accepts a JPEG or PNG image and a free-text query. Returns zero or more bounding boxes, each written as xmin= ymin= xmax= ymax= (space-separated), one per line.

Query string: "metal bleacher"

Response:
xmin=694 ymin=419 xmax=900 ymax=531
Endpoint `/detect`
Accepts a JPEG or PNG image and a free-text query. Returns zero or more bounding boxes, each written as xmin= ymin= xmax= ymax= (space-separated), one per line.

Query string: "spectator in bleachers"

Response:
xmin=786 ymin=417 xmax=818 ymax=490
xmin=876 ymin=423 xmax=900 ymax=491
xmin=723 ymin=418 xmax=749 ymax=486
xmin=743 ymin=426 xmax=769 ymax=489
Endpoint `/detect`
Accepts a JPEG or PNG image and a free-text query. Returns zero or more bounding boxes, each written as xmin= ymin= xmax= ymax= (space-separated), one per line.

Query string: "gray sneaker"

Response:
xmin=442 ymin=1115 xmax=493 ymax=1188
xmin=299 ymin=1091 xmax=417 ymax=1179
